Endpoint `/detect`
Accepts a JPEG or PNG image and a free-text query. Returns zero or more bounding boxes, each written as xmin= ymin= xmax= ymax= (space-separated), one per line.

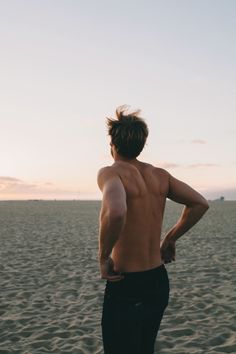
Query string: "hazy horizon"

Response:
xmin=0 ymin=198 xmax=234 ymax=202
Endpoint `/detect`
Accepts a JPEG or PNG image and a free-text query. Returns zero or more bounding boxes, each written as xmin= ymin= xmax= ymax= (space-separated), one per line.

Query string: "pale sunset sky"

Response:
xmin=0 ymin=0 xmax=235 ymax=200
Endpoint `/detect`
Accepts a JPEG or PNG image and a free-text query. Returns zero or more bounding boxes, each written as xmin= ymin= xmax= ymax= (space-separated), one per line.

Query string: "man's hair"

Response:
xmin=106 ymin=105 xmax=149 ymax=159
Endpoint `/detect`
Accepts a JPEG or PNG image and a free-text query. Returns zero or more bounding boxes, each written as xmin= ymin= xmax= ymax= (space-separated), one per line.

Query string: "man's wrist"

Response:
xmin=164 ymin=234 xmax=177 ymax=243
xmin=98 ymin=253 xmax=111 ymax=262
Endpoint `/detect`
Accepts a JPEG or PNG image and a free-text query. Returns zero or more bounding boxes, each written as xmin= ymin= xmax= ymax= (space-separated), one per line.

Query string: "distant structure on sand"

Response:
xmin=213 ymin=196 xmax=225 ymax=201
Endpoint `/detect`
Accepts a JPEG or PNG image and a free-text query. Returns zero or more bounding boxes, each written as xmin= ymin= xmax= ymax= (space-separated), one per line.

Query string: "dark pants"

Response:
xmin=101 ymin=263 xmax=169 ymax=354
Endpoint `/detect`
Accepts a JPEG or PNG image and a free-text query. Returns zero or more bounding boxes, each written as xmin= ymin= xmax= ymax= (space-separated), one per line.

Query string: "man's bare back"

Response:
xmin=108 ymin=160 xmax=169 ymax=273
xmin=98 ymin=156 xmax=209 ymax=277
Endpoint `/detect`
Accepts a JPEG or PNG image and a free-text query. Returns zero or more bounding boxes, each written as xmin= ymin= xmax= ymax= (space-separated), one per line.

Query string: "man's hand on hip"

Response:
xmin=160 ymin=237 xmax=176 ymax=264
xmin=99 ymin=256 xmax=125 ymax=282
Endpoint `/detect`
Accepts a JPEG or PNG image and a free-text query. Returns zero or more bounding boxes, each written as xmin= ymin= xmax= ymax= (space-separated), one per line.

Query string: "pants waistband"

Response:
xmin=119 ymin=263 xmax=166 ymax=278
xmin=105 ymin=263 xmax=168 ymax=299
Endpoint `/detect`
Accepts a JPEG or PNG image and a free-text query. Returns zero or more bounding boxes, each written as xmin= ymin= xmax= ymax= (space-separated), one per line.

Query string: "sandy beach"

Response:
xmin=0 ymin=200 xmax=235 ymax=353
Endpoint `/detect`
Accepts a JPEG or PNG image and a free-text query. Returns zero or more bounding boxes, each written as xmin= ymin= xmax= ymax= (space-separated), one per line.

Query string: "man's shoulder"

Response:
xmin=97 ymin=165 xmax=119 ymax=190
xmin=142 ymin=162 xmax=170 ymax=177
xmin=97 ymin=165 xmax=116 ymax=177
xmin=153 ymin=166 xmax=170 ymax=177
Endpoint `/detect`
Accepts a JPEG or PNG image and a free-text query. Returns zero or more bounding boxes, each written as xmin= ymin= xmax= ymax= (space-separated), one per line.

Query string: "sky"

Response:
xmin=0 ymin=0 xmax=235 ymax=200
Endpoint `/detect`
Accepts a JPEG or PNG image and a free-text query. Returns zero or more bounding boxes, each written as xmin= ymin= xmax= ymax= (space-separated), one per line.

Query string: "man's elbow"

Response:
xmin=188 ymin=198 xmax=209 ymax=212
xmin=198 ymin=199 xmax=210 ymax=212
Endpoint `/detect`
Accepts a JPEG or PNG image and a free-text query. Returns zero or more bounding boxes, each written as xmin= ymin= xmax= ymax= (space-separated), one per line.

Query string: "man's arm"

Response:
xmin=164 ymin=172 xmax=209 ymax=242
xmin=97 ymin=167 xmax=127 ymax=278
xmin=160 ymin=171 xmax=209 ymax=263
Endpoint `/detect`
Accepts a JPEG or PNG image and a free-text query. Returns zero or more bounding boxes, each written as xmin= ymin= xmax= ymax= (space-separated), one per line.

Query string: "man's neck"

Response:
xmin=113 ymin=155 xmax=139 ymax=164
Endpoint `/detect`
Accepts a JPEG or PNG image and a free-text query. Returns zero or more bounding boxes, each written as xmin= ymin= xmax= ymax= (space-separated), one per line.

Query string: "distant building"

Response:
xmin=213 ymin=196 xmax=225 ymax=201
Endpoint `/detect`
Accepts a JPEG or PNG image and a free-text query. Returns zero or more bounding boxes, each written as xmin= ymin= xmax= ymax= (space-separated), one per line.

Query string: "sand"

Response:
xmin=0 ymin=200 xmax=235 ymax=353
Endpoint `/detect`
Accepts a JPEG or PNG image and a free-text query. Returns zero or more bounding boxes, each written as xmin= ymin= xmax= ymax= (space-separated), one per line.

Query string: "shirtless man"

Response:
xmin=97 ymin=105 xmax=209 ymax=354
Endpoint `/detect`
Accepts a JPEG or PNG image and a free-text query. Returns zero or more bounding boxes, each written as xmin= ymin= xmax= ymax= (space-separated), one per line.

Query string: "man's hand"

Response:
xmin=99 ymin=256 xmax=125 ymax=282
xmin=160 ymin=237 xmax=176 ymax=264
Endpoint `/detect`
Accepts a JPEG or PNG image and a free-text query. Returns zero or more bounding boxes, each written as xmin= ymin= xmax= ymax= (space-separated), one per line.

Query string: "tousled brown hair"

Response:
xmin=106 ymin=105 xmax=149 ymax=159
